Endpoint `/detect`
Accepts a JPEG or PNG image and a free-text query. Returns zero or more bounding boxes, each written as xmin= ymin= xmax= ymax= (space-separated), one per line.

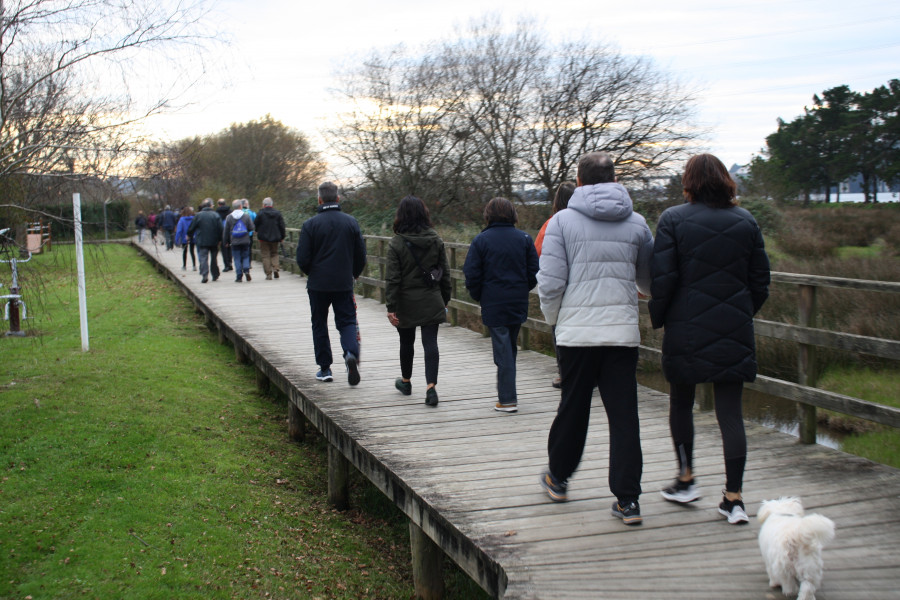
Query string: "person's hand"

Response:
xmin=387 ymin=312 xmax=399 ymax=327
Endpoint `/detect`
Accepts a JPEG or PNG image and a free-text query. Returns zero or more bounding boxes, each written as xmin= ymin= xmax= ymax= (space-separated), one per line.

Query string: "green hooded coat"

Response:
xmin=385 ymin=228 xmax=451 ymax=328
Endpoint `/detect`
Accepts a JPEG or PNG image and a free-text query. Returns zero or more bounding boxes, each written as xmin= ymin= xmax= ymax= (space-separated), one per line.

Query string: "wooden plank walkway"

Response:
xmin=135 ymin=239 xmax=900 ymax=599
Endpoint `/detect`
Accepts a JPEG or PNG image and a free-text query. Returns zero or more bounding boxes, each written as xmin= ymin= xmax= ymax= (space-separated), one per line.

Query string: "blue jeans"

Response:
xmin=489 ymin=323 xmax=521 ymax=405
xmin=163 ymin=228 xmax=175 ymax=250
xmin=232 ymin=245 xmax=251 ymax=279
xmin=308 ymin=290 xmax=360 ymax=370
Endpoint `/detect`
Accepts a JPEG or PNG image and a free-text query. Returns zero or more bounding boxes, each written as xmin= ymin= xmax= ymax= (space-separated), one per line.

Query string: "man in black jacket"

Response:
xmin=297 ymin=182 xmax=366 ymax=385
xmin=187 ymin=198 xmax=224 ymax=283
xmin=254 ymin=197 xmax=286 ymax=280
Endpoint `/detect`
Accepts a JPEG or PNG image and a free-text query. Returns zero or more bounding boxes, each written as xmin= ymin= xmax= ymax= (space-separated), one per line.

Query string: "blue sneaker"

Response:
xmin=315 ymin=368 xmax=333 ymax=382
xmin=345 ymin=352 xmax=360 ymax=386
xmin=611 ymin=500 xmax=642 ymax=526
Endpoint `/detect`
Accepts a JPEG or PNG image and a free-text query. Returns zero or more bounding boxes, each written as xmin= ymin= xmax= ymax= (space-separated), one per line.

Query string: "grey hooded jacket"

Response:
xmin=537 ymin=182 xmax=653 ymax=347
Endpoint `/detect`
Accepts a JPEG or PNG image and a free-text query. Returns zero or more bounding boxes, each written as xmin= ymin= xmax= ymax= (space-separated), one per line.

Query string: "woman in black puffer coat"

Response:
xmin=385 ymin=196 xmax=451 ymax=407
xmin=649 ymin=153 xmax=770 ymax=525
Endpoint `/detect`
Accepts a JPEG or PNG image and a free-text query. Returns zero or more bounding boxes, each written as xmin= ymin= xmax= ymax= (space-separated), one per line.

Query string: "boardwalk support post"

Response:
xmin=797 ymin=284 xmax=818 ymax=444
xmin=255 ymin=367 xmax=270 ymax=394
xmin=409 ymin=520 xmax=444 ymax=600
xmin=288 ymin=401 xmax=305 ymax=442
xmin=697 ymin=383 xmax=714 ymax=411
xmin=328 ymin=445 xmax=350 ymax=510
xmin=235 ymin=343 xmax=248 ymax=365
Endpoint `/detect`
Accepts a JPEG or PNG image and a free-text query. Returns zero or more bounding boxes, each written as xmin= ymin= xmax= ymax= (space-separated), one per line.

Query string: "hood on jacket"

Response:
xmin=568 ymin=183 xmax=633 ymax=222
xmin=230 ymin=209 xmax=244 ymax=219
xmin=400 ymin=228 xmax=438 ymax=249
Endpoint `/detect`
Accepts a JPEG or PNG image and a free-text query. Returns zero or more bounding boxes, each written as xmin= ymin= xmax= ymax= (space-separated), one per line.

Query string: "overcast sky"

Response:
xmin=145 ymin=0 xmax=900 ymax=178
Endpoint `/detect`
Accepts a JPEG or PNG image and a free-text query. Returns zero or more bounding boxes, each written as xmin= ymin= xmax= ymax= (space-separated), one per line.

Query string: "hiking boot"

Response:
xmin=425 ymin=387 xmax=438 ymax=407
xmin=245 ymin=271 xmax=251 ymax=282
xmin=540 ymin=470 xmax=568 ymax=502
xmin=201 ymin=276 xmax=208 ymax=283
xmin=273 ymin=271 xmax=279 ymax=279
xmin=718 ymin=493 xmax=749 ymax=524
xmin=494 ymin=402 xmax=517 ymax=413
xmin=551 ymin=376 xmax=562 ymax=389
xmin=611 ymin=500 xmax=643 ymax=526
xmin=315 ymin=368 xmax=333 ymax=382
xmin=661 ymin=478 xmax=701 ymax=504
xmin=395 ymin=378 xmax=412 ymax=396
xmin=345 ymin=353 xmax=360 ymax=386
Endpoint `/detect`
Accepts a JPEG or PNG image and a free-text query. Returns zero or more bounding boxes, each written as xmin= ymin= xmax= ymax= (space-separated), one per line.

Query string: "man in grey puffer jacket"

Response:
xmin=537 ymin=151 xmax=653 ymax=526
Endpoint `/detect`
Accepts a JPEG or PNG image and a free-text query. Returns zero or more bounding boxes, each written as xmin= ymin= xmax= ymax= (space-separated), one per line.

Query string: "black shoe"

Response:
xmin=395 ymin=378 xmax=411 ymax=396
xmin=235 ymin=277 xmax=242 ymax=282
xmin=346 ymin=352 xmax=360 ymax=386
xmin=273 ymin=271 xmax=279 ymax=279
xmin=223 ymin=267 xmax=232 ymax=272
xmin=425 ymin=387 xmax=438 ymax=406
xmin=245 ymin=272 xmax=251 ymax=282
xmin=612 ymin=500 xmax=642 ymax=526
xmin=212 ymin=276 xmax=218 ymax=281
xmin=540 ymin=470 xmax=568 ymax=502
xmin=201 ymin=276 xmax=208 ymax=283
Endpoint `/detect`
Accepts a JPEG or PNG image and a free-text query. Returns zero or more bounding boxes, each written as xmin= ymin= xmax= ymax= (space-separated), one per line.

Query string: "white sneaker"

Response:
xmin=660 ymin=478 xmax=701 ymax=503
xmin=718 ymin=495 xmax=749 ymax=524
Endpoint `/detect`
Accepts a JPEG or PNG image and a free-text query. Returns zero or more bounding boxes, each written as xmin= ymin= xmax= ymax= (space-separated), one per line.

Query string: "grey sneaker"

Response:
xmin=612 ymin=501 xmax=642 ymax=526
xmin=540 ymin=470 xmax=568 ymax=502
xmin=315 ymin=368 xmax=333 ymax=382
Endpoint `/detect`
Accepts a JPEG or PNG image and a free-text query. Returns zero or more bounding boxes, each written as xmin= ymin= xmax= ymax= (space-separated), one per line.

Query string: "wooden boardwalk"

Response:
xmin=135 ymin=239 xmax=900 ymax=599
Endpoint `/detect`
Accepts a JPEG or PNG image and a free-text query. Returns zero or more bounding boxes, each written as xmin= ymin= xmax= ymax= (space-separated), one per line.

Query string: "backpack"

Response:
xmin=231 ymin=217 xmax=248 ymax=239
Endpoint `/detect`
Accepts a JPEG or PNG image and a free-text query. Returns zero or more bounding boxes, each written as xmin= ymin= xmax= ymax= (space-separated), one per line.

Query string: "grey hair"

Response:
xmin=318 ymin=182 xmax=338 ymax=203
xmin=232 ymin=199 xmax=242 ymax=210
xmin=201 ymin=198 xmax=213 ymax=208
xmin=262 ymin=197 xmax=273 ymax=207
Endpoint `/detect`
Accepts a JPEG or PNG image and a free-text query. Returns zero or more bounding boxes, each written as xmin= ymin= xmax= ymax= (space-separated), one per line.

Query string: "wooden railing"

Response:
xmin=269 ymin=230 xmax=900 ymax=443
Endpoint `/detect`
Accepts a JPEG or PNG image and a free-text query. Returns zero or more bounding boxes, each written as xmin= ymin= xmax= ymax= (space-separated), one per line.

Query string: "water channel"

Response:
xmin=636 ymin=371 xmax=843 ymax=449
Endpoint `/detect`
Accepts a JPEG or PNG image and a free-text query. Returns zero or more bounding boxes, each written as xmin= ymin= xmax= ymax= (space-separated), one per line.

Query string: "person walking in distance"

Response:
xmin=187 ymin=198 xmax=224 ymax=283
xmin=297 ymin=182 xmax=367 ymax=385
xmin=223 ymin=199 xmax=255 ymax=283
xmin=534 ymin=181 xmax=575 ymax=389
xmin=537 ymin=151 xmax=653 ymax=526
xmin=159 ymin=204 xmax=178 ymax=250
xmin=134 ymin=211 xmax=147 ymax=243
xmin=216 ymin=199 xmax=233 ymax=272
xmin=463 ymin=197 xmax=539 ymax=413
xmin=254 ymin=197 xmax=286 ymax=280
xmin=175 ymin=206 xmax=197 ymax=271
xmin=649 ymin=153 xmax=770 ymax=525
xmin=385 ymin=196 xmax=451 ymax=407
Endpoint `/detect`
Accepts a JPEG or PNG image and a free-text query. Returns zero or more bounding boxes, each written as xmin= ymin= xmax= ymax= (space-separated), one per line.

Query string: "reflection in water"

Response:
xmin=637 ymin=370 xmax=843 ymax=449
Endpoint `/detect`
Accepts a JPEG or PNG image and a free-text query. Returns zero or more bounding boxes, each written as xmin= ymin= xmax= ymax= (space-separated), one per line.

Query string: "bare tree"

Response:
xmin=330 ymin=18 xmax=700 ymax=208
xmin=0 ymin=0 xmax=216 ymax=220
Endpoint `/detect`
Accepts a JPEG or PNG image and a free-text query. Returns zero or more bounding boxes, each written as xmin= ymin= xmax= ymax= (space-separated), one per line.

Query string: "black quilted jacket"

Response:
xmin=648 ymin=202 xmax=770 ymax=384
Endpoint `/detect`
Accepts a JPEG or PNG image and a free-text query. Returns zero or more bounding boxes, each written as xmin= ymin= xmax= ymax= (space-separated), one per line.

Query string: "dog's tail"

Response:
xmin=799 ymin=513 xmax=836 ymax=549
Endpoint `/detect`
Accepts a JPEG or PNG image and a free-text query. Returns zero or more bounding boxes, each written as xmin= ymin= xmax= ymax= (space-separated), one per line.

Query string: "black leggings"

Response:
xmin=398 ymin=324 xmax=439 ymax=385
xmin=669 ymin=381 xmax=746 ymax=493
xmin=182 ymin=242 xmax=196 ymax=268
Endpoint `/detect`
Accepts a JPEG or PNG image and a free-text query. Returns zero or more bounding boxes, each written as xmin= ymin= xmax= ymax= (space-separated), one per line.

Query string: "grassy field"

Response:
xmin=0 ymin=243 xmax=486 ymax=599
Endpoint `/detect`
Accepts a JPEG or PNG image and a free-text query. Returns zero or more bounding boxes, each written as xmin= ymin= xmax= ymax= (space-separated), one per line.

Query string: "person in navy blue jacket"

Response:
xmin=464 ymin=197 xmax=539 ymax=412
xmin=297 ymin=182 xmax=367 ymax=385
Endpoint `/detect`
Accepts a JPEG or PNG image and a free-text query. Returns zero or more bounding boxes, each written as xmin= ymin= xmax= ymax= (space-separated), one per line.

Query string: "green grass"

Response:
xmin=834 ymin=245 xmax=884 ymax=259
xmin=817 ymin=366 xmax=900 ymax=468
xmin=0 ymin=244 xmax=486 ymax=599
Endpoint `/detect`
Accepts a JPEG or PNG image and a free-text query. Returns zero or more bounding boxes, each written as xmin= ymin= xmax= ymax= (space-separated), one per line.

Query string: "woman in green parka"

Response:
xmin=385 ymin=196 xmax=452 ymax=406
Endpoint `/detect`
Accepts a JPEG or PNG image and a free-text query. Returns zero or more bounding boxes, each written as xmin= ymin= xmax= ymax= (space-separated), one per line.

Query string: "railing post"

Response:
xmin=449 ymin=248 xmax=458 ymax=326
xmin=520 ymin=325 xmax=530 ymax=351
xmin=409 ymin=520 xmax=444 ymax=600
xmin=379 ymin=239 xmax=386 ymax=304
xmin=696 ymin=383 xmax=714 ymax=412
xmin=798 ymin=284 xmax=818 ymax=444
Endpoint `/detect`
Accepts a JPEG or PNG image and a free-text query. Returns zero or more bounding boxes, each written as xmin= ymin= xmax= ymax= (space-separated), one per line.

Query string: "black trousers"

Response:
xmin=669 ymin=381 xmax=746 ymax=493
xmin=548 ymin=346 xmax=642 ymax=504
xmin=398 ymin=323 xmax=439 ymax=385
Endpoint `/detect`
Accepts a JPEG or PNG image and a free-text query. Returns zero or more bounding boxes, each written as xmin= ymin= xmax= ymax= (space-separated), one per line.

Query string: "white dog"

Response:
xmin=757 ymin=497 xmax=836 ymax=600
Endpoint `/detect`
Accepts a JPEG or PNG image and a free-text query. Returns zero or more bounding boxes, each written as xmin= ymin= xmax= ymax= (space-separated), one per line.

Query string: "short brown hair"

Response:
xmin=483 ymin=197 xmax=517 ymax=225
xmin=577 ymin=152 xmax=616 ymax=185
xmin=682 ymin=154 xmax=737 ymax=208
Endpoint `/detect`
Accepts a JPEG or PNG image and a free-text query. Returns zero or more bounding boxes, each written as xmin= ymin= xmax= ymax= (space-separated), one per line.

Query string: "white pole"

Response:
xmin=73 ymin=193 xmax=90 ymax=351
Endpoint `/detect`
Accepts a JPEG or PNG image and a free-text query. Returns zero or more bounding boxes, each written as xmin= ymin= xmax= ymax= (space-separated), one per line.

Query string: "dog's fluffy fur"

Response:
xmin=757 ymin=497 xmax=836 ymax=600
